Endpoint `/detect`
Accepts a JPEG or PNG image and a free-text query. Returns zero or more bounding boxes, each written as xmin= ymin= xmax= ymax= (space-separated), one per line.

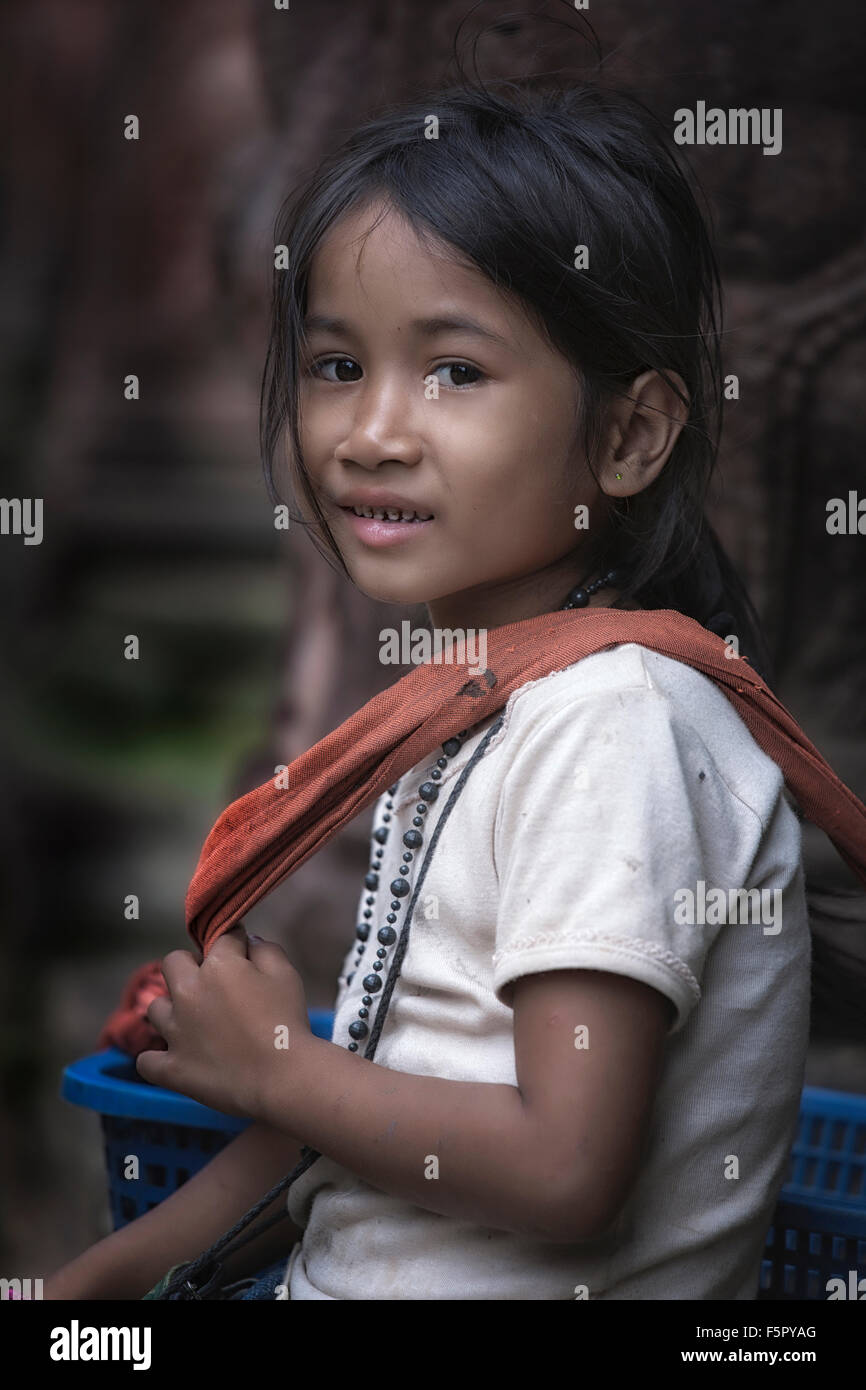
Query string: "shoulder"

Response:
xmin=500 ymin=641 xmax=730 ymax=731
xmin=490 ymin=641 xmax=785 ymax=825
xmin=493 ymin=641 xmax=719 ymax=756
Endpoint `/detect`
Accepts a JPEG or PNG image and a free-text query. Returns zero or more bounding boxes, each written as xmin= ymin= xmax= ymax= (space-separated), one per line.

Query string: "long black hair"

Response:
xmin=260 ymin=76 xmax=775 ymax=683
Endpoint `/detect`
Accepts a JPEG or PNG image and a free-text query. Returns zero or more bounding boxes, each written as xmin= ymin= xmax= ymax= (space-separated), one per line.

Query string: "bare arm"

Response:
xmin=257 ymin=967 xmax=672 ymax=1242
xmin=43 ymin=1119 xmax=307 ymax=1300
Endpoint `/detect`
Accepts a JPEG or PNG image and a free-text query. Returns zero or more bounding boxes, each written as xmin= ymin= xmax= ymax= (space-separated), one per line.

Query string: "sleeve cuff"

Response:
xmin=492 ymin=928 xmax=701 ymax=1035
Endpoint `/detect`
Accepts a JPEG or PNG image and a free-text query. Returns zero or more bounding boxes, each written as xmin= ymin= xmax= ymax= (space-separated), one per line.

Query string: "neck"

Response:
xmin=425 ymin=565 xmax=635 ymax=633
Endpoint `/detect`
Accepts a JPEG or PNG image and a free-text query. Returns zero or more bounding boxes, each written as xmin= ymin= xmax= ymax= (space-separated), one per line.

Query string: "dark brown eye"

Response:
xmin=312 ymin=357 xmax=362 ymax=382
xmin=434 ymin=362 xmax=483 ymax=389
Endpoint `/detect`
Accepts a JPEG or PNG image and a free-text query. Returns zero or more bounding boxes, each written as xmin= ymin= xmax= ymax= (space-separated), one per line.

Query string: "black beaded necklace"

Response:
xmin=341 ymin=566 xmax=623 ymax=1051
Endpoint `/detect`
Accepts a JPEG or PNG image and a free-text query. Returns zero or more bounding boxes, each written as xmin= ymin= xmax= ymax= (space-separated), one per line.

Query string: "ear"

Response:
xmin=597 ymin=370 xmax=689 ymax=497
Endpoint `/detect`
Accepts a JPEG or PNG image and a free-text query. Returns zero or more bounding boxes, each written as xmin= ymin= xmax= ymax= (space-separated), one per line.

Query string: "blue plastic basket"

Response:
xmin=60 ymin=1008 xmax=335 ymax=1230
xmin=61 ymin=1033 xmax=866 ymax=1298
xmin=756 ymin=1085 xmax=866 ymax=1300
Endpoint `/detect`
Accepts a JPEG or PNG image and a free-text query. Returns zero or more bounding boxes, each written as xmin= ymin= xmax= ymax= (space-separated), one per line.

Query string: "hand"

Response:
xmin=135 ymin=926 xmax=312 ymax=1120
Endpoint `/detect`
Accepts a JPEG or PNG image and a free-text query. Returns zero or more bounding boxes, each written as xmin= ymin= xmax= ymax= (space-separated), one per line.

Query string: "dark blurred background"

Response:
xmin=2 ymin=0 xmax=865 ymax=1276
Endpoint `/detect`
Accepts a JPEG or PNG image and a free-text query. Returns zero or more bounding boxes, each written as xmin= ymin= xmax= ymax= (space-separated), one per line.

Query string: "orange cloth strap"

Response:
xmin=98 ymin=609 xmax=866 ymax=1056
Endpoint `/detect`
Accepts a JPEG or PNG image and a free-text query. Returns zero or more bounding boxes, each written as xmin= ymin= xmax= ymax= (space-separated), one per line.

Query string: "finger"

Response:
xmin=145 ymin=995 xmax=174 ymax=1037
xmin=136 ymin=1048 xmax=169 ymax=1086
xmin=160 ymin=949 xmax=200 ymax=994
xmin=245 ymin=935 xmax=293 ymax=973
xmin=207 ymin=924 xmax=252 ymax=962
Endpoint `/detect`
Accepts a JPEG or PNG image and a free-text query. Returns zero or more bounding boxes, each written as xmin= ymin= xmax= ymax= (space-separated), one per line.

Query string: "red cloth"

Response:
xmin=98 ymin=608 xmax=866 ymax=1056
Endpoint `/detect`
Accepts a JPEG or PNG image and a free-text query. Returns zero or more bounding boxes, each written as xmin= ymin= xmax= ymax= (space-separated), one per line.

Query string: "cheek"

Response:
xmin=455 ymin=456 xmax=573 ymax=531
xmin=296 ymin=394 xmax=327 ymax=459
xmin=447 ymin=482 xmax=574 ymax=564
xmin=298 ymin=376 xmax=349 ymax=444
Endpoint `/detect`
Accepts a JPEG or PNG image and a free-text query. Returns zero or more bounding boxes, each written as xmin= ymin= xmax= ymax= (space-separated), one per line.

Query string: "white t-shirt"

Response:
xmin=281 ymin=641 xmax=811 ymax=1299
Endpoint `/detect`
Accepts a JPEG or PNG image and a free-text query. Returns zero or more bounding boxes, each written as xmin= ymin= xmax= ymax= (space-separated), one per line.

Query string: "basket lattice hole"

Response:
xmin=829 ymin=1119 xmax=848 ymax=1152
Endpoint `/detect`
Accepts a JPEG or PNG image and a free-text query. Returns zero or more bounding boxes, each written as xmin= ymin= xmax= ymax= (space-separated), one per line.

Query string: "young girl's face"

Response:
xmin=296 ymin=198 xmax=620 ymax=630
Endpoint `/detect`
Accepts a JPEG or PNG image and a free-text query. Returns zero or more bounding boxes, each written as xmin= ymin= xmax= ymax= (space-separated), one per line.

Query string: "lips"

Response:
xmin=339 ymin=507 xmax=434 ymax=548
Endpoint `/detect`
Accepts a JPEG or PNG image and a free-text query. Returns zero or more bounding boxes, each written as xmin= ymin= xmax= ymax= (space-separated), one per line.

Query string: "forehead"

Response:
xmin=305 ymin=199 xmax=529 ymax=336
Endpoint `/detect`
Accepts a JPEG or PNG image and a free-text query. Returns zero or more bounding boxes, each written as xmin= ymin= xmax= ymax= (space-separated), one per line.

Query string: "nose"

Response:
xmin=333 ymin=373 xmax=423 ymax=470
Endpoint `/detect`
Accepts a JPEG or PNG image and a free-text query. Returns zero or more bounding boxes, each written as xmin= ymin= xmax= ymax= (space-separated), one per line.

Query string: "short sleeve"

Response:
xmin=492 ymin=683 xmax=746 ymax=1035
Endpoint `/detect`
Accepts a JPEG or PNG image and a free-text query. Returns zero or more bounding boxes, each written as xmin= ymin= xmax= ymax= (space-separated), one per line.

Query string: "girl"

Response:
xmin=47 ymin=77 xmax=822 ymax=1301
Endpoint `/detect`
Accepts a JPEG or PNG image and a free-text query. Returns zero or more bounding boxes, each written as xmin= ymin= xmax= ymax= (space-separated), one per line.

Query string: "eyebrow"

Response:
xmin=303 ymin=313 xmax=514 ymax=352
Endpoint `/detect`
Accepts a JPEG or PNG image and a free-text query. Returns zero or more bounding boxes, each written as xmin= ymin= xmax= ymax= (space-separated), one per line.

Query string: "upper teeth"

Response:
xmin=351 ymin=505 xmax=433 ymax=522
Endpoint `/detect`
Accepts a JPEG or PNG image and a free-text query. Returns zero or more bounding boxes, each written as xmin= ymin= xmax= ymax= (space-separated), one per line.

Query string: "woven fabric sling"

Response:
xmin=91 ymin=608 xmax=866 ymax=1299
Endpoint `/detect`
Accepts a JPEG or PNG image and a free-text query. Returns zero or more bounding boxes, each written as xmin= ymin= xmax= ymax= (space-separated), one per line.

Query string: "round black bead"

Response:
xmin=418 ymin=782 xmax=439 ymax=801
xmin=391 ymin=878 xmax=410 ymax=897
xmin=346 ymin=972 xmax=354 ymax=985
xmin=363 ymin=909 xmax=372 ymax=919
xmin=377 ymin=926 xmax=397 ymax=945
xmin=356 ymin=923 xmax=369 ymax=941
xmin=436 ymin=756 xmax=448 ymax=769
xmin=416 ymin=804 xmax=428 ymax=815
xmin=442 ymin=738 xmax=461 ymax=756
xmin=412 ymin=816 xmax=423 ymax=826
xmin=363 ymin=975 xmax=382 ymax=993
xmin=359 ymin=1007 xmax=368 ymax=1019
xmin=373 ymin=961 xmax=383 ymax=972
xmin=364 ymin=872 xmax=379 ymax=890
xmin=349 ymin=1020 xmax=368 ymax=1040
xmin=373 ymin=826 xmax=389 ymax=844
xmin=569 ymin=587 xmax=589 ymax=607
xmin=362 ymin=995 xmax=373 ymax=1006
xmin=376 ymin=948 xmax=387 ymax=959
xmin=387 ymin=784 xmax=399 ymax=796
xmin=386 ymin=913 xmax=397 ymax=923
xmin=403 ymin=829 xmax=423 ymax=848
xmin=430 ymin=769 xmax=442 ymax=780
